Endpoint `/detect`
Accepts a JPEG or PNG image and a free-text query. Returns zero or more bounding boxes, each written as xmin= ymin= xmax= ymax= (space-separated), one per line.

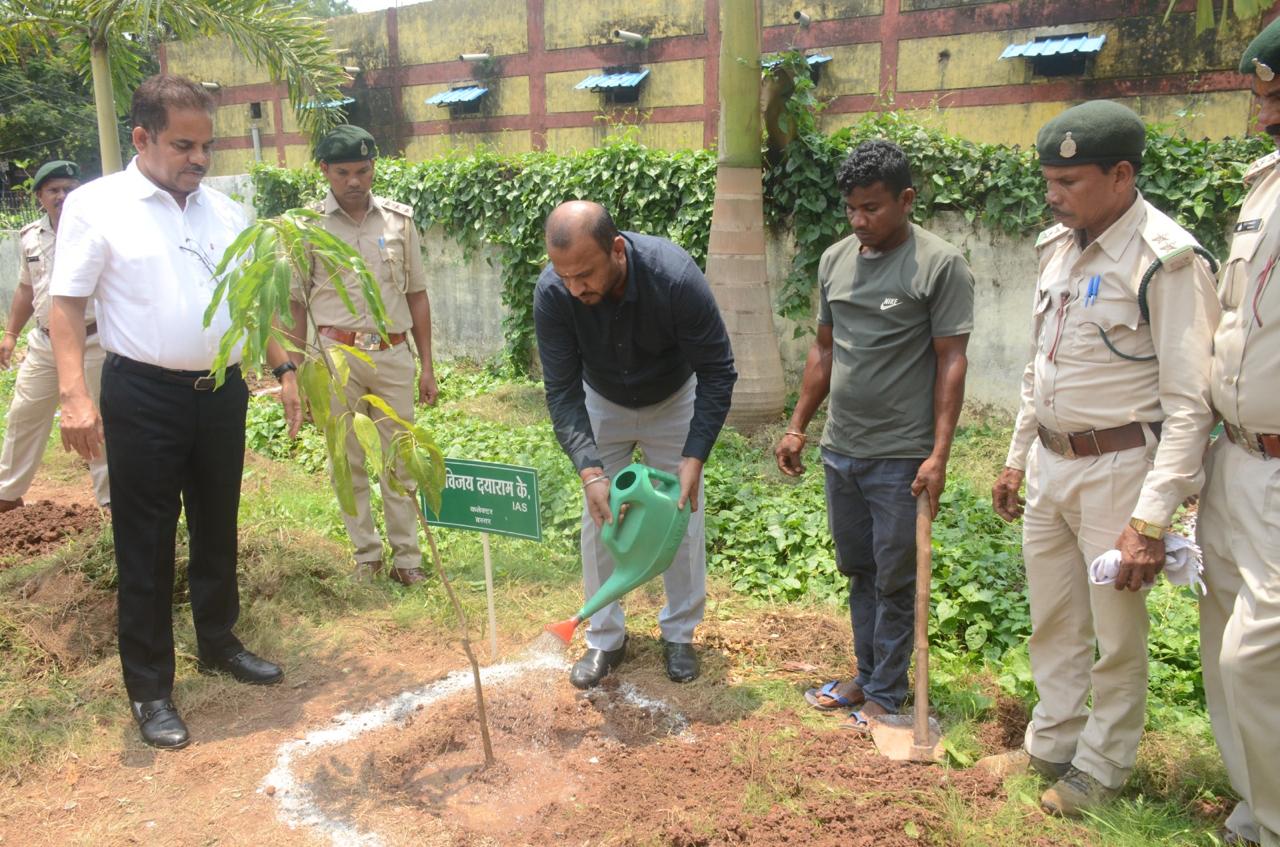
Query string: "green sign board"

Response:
xmin=421 ymin=458 xmax=542 ymax=542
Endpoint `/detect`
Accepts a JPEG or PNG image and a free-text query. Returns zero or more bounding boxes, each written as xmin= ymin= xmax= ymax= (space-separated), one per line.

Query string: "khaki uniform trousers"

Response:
xmin=1021 ymin=435 xmax=1155 ymax=789
xmin=1199 ymin=437 xmax=1280 ymax=847
xmin=320 ymin=336 xmax=420 ymax=571
xmin=0 ymin=328 xmax=108 ymax=505
xmin=580 ymin=376 xmax=706 ymax=652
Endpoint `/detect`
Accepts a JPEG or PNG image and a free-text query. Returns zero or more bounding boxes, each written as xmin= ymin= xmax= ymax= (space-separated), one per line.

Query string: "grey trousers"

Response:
xmin=580 ymin=377 xmax=706 ymax=651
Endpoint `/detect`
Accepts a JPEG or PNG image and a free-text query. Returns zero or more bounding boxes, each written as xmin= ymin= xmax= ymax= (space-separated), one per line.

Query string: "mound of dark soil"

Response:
xmin=0 ymin=500 xmax=102 ymax=562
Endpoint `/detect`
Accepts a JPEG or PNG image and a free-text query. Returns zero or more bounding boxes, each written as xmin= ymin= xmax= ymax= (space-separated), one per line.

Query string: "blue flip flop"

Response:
xmin=803 ymin=680 xmax=861 ymax=711
xmin=839 ymin=709 xmax=873 ymax=734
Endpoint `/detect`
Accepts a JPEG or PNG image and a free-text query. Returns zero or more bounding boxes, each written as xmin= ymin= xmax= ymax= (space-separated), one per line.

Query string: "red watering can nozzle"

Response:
xmin=545 ymin=617 xmax=580 ymax=645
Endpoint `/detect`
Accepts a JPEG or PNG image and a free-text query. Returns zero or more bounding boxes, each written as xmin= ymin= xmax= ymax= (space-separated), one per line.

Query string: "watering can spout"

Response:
xmin=547 ymin=463 xmax=692 ymax=635
xmin=545 ymin=617 xmax=580 ymax=645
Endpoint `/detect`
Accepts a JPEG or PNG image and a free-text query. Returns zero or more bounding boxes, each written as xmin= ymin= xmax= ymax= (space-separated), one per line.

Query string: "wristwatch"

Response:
xmin=271 ymin=360 xmax=298 ymax=381
xmin=1128 ymin=517 xmax=1166 ymax=540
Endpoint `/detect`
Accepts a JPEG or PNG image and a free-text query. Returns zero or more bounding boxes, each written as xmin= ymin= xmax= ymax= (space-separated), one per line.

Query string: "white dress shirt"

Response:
xmin=50 ymin=157 xmax=247 ymax=371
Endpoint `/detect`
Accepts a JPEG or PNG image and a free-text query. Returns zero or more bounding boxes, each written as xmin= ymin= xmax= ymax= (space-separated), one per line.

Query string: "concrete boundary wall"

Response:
xmin=0 ymin=209 xmax=1036 ymax=412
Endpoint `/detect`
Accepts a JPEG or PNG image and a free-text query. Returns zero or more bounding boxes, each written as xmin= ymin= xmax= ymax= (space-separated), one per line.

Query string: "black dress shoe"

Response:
xmin=662 ymin=639 xmax=699 ymax=683
xmin=199 ymin=649 xmax=284 ymax=685
xmin=569 ymin=637 xmax=628 ymax=690
xmin=131 ymin=699 xmax=190 ymax=749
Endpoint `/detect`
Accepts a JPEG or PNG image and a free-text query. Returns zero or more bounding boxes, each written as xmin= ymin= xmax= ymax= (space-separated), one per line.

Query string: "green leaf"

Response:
xmin=352 ymin=411 xmax=383 ymax=470
xmin=362 ymin=393 xmax=413 ymax=429
xmin=297 ymin=360 xmax=332 ymax=430
xmin=326 ymin=413 xmax=357 ymax=516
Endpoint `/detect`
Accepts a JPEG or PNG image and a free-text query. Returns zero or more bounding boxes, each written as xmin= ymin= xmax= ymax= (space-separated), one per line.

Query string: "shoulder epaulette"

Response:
xmin=1244 ymin=151 xmax=1280 ymax=186
xmin=378 ymin=198 xmax=414 ymax=218
xmin=18 ymin=219 xmax=40 ymax=236
xmin=1140 ymin=207 xmax=1202 ymax=273
xmin=1035 ymin=223 xmax=1070 ymax=250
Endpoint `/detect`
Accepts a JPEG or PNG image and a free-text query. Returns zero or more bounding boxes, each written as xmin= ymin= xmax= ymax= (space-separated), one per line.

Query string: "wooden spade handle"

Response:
xmin=914 ymin=491 xmax=933 ymax=748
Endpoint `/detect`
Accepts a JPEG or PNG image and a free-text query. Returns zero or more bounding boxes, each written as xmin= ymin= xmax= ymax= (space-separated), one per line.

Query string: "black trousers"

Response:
xmin=100 ymin=354 xmax=248 ymax=702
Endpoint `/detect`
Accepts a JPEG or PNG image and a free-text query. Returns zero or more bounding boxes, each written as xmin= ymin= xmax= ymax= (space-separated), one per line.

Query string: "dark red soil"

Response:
xmin=0 ymin=500 xmax=102 ymax=562
xmin=288 ymin=665 xmax=1047 ymax=847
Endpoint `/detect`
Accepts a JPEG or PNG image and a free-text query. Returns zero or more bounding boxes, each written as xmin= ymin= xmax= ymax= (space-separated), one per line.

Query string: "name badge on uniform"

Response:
xmin=26 ymin=256 xmax=39 ymax=262
xmin=1234 ymin=219 xmax=1263 ymax=233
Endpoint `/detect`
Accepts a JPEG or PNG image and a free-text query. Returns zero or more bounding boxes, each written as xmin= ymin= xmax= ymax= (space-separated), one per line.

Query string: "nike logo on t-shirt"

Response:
xmin=879 ymin=298 xmax=901 ymax=310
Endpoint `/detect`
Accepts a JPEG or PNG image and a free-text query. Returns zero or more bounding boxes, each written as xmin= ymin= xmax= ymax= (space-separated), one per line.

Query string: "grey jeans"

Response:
xmin=822 ymin=448 xmax=922 ymax=712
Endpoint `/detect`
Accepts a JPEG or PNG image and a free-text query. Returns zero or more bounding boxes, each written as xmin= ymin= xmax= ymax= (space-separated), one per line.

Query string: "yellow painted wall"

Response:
xmin=543 ymin=0 xmax=704 ymax=50
xmin=897 ymin=30 xmax=1028 ymax=92
xmin=328 ymin=11 xmax=390 ymax=71
xmin=403 ymin=77 xmax=531 ymax=123
xmin=397 ymin=0 xmax=528 ymax=65
xmin=403 ymin=130 xmax=533 ymax=160
xmin=283 ymin=145 xmax=313 ymax=169
xmin=209 ymin=147 xmax=258 ymax=178
xmin=166 ymin=37 xmax=269 ymax=88
xmin=214 ymin=103 xmax=275 ymax=139
xmin=813 ymin=43 xmax=881 ymax=97
xmin=763 ymin=0 xmax=882 ymax=27
xmin=899 ymin=14 xmax=1252 ymax=93
xmin=544 ymin=121 xmax=702 ymax=154
xmin=545 ymin=59 xmax=704 ymax=113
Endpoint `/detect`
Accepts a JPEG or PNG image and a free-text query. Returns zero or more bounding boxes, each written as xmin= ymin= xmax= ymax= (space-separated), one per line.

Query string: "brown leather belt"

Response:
xmin=1224 ymin=421 xmax=1280 ymax=460
xmin=40 ymin=321 xmax=96 ymax=337
xmin=318 ymin=326 xmax=406 ymax=351
xmin=1037 ymin=421 xmax=1156 ymax=459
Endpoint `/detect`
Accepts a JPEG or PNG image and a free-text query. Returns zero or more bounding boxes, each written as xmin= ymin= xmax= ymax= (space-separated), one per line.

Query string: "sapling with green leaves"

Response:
xmin=203 ymin=207 xmax=496 ymax=765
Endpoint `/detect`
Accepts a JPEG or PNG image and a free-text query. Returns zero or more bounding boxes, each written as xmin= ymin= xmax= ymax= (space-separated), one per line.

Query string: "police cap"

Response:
xmin=1035 ymin=100 xmax=1145 ymax=168
xmin=1240 ymin=17 xmax=1280 ymax=81
xmin=33 ymin=160 xmax=80 ymax=191
xmin=314 ymin=125 xmax=378 ymax=164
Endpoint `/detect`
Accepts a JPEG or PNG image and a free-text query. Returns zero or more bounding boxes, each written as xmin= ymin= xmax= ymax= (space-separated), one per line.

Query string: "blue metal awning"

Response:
xmin=425 ymin=86 xmax=489 ymax=106
xmin=1000 ymin=34 xmax=1106 ymax=60
xmin=575 ymin=69 xmax=650 ymax=91
xmin=761 ymin=53 xmax=832 ymax=70
xmin=297 ymin=97 xmax=355 ymax=110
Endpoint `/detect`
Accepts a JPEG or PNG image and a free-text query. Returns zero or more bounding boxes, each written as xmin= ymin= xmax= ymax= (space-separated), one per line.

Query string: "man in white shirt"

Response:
xmin=49 ymin=75 xmax=282 ymax=751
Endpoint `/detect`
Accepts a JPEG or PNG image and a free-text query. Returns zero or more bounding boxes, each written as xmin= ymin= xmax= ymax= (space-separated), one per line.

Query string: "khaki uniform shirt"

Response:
xmin=1005 ymin=193 xmax=1220 ymax=526
xmin=1212 ymin=151 xmax=1280 ymax=433
xmin=292 ymin=191 xmax=428 ymax=333
xmin=18 ymin=215 xmax=95 ymax=330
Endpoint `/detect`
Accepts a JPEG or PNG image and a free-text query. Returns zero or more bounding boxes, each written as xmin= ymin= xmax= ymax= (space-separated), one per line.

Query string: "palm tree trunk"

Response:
xmin=705 ymin=0 xmax=785 ymax=429
xmin=90 ymin=39 xmax=123 ymax=174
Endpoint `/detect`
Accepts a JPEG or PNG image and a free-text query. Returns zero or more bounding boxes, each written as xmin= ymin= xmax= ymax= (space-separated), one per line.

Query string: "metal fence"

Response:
xmin=0 ymin=191 xmax=39 ymax=229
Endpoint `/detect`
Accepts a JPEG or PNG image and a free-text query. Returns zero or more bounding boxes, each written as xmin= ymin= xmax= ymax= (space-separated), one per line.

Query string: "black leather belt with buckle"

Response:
xmin=106 ymin=352 xmax=236 ymax=392
xmin=1224 ymin=421 xmax=1280 ymax=460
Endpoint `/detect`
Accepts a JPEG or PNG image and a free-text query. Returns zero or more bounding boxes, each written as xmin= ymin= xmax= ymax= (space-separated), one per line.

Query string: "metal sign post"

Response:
xmin=420 ymin=459 xmax=541 ymax=662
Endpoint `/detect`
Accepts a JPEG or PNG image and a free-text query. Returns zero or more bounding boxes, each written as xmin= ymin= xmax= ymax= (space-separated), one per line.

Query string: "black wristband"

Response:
xmin=272 ymin=360 xmax=298 ymax=381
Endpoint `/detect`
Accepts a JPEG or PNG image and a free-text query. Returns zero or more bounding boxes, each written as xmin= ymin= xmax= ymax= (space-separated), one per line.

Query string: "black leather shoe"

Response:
xmin=131 ymin=699 xmax=190 ymax=749
xmin=569 ymin=637 xmax=628 ymax=690
xmin=199 ymin=649 xmax=283 ymax=685
xmin=662 ymin=640 xmax=699 ymax=683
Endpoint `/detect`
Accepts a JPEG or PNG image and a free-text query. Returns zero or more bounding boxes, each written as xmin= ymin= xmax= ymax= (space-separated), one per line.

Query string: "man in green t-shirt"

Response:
xmin=774 ymin=140 xmax=974 ymax=728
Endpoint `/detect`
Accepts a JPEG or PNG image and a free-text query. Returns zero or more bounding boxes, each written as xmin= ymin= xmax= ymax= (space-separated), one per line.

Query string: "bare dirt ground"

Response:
xmin=0 ymin=464 xmax=1040 ymax=847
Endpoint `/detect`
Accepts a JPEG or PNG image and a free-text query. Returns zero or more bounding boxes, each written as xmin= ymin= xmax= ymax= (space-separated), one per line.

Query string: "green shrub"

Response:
xmin=251 ymin=116 xmax=1270 ymax=365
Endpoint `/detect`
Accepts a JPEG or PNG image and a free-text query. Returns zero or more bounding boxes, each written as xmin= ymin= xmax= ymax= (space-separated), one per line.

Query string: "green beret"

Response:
xmin=32 ymin=160 xmax=79 ymax=191
xmin=1036 ymin=100 xmax=1145 ymax=167
xmin=1240 ymin=17 xmax=1280 ymax=80
xmin=314 ymin=125 xmax=377 ymax=163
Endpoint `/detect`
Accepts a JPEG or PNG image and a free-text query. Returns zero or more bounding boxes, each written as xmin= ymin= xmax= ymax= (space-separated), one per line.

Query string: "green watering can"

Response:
xmin=545 ymin=462 xmax=691 ymax=644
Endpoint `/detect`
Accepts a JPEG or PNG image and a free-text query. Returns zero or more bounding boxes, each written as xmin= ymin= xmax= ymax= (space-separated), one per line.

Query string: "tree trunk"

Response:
xmin=90 ymin=40 xmax=123 ymax=174
xmin=705 ymin=0 xmax=785 ymax=429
